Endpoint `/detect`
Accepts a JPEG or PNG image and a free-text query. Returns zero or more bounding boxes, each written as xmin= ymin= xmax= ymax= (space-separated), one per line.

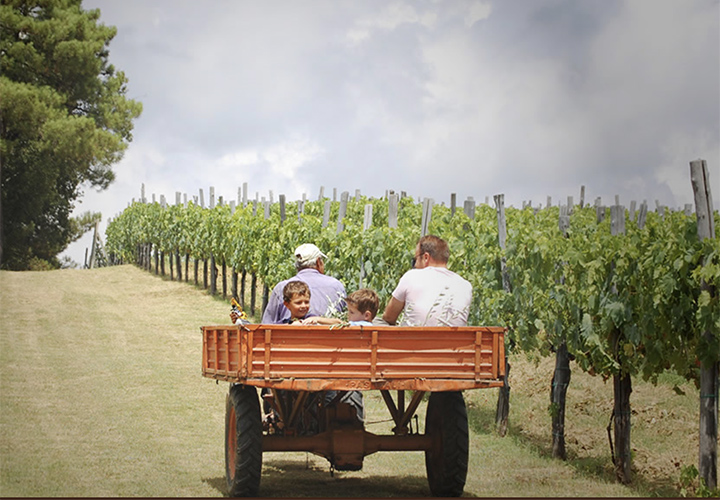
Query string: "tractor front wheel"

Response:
xmin=226 ymin=384 xmax=263 ymax=497
xmin=424 ymin=391 xmax=469 ymax=497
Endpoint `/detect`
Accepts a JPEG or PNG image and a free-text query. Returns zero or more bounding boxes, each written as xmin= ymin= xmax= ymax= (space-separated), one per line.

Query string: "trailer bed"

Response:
xmin=202 ymin=324 xmax=506 ymax=392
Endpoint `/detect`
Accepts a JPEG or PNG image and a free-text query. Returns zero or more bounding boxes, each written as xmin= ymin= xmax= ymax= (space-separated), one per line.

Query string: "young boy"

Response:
xmin=301 ymin=288 xmax=379 ymax=326
xmin=282 ymin=281 xmax=311 ymax=323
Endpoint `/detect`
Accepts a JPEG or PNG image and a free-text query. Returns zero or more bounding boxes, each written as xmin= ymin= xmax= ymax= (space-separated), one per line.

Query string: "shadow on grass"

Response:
xmin=203 ymin=458 xmax=431 ymax=498
xmin=202 ymin=476 xmax=228 ymax=496
xmin=466 ymin=402 xmax=681 ymax=498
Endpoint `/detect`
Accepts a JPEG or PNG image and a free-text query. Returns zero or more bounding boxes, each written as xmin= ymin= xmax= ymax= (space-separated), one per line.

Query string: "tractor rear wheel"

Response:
xmin=424 ymin=391 xmax=469 ymax=497
xmin=226 ymin=384 xmax=263 ymax=497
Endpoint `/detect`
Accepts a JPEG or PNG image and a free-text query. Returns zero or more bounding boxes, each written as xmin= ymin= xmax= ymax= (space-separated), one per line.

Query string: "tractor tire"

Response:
xmin=424 ymin=391 xmax=469 ymax=497
xmin=225 ymin=384 xmax=263 ymax=497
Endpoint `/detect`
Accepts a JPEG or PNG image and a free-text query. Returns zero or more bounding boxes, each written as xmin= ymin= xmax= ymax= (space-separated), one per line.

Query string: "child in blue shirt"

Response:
xmin=300 ymin=288 xmax=378 ymax=326
xmin=281 ymin=281 xmax=311 ymax=323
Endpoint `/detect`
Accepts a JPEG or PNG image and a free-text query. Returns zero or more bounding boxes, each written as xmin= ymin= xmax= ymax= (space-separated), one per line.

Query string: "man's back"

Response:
xmin=391 ymin=267 xmax=472 ymax=327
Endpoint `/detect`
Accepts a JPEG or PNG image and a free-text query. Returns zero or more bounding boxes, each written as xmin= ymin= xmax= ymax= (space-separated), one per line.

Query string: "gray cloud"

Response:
xmin=64 ymin=0 xmax=719 ymax=263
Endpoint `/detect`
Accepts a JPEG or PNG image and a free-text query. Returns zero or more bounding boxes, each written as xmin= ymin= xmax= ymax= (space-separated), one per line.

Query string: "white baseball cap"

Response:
xmin=294 ymin=243 xmax=327 ymax=267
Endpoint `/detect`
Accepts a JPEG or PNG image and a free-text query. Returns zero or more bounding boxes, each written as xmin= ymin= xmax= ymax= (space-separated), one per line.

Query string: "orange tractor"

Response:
xmin=202 ymin=323 xmax=506 ymax=497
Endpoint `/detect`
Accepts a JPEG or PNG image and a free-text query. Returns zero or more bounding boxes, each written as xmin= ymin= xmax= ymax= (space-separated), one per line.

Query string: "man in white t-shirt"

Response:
xmin=381 ymin=235 xmax=472 ymax=327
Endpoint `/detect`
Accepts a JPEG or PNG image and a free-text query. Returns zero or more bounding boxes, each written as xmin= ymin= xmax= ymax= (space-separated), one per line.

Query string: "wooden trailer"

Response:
xmin=202 ymin=323 xmax=506 ymax=497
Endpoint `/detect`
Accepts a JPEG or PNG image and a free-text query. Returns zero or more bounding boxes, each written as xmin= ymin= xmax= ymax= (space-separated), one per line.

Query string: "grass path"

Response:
xmin=0 ymin=266 xmax=698 ymax=497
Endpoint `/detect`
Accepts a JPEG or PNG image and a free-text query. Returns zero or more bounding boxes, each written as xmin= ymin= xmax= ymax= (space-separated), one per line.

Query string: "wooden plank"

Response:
xmin=264 ymin=329 xmax=272 ymax=380
xmin=202 ymin=325 xmax=506 ymax=390
xmin=213 ymin=328 xmax=220 ymax=370
xmin=492 ymin=330 xmax=499 ymax=378
xmin=247 ymin=329 xmax=254 ymax=378
xmin=371 ymin=330 xmax=378 ymax=381
xmin=474 ymin=330 xmax=482 ymax=381
xmin=240 ymin=327 xmax=248 ymax=377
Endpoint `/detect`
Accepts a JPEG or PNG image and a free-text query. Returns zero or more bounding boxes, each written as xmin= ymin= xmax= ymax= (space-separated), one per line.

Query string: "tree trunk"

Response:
xmin=203 ymin=259 xmax=208 ymax=289
xmin=185 ymin=253 xmax=190 ymax=282
xmin=210 ymin=253 xmax=217 ymax=295
xmin=613 ymin=369 xmax=632 ymax=484
xmin=160 ymin=251 xmax=165 ymax=276
xmin=495 ymin=360 xmax=510 ymax=436
xmin=154 ymin=247 xmax=159 ymax=275
xmin=241 ymin=269 xmax=247 ymax=308
xmin=222 ymin=261 xmax=227 ymax=299
xmin=169 ymin=251 xmax=174 ymax=280
xmin=194 ymin=258 xmax=199 ymax=286
xmin=699 ymin=353 xmax=718 ymax=490
xmin=176 ymin=251 xmax=182 ymax=281
xmin=551 ymin=342 xmax=571 ymax=459
xmin=250 ymin=273 xmax=257 ymax=317
xmin=261 ymin=284 xmax=269 ymax=318
xmin=231 ymin=267 xmax=238 ymax=301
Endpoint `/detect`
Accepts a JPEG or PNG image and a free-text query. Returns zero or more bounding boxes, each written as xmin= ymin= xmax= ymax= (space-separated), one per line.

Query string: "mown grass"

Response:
xmin=0 ymin=265 xmax=702 ymax=497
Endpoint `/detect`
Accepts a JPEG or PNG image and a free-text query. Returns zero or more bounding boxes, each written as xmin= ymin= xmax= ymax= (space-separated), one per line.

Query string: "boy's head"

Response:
xmin=346 ymin=289 xmax=379 ymax=323
xmin=283 ymin=281 xmax=311 ymax=319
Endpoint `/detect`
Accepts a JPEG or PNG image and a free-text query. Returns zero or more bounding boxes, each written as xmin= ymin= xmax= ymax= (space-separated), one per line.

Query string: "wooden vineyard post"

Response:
xmin=494 ymin=193 xmax=512 ymax=437
xmin=463 ymin=198 xmax=475 ymax=232
xmin=337 ymin=191 xmax=349 ymax=234
xmin=637 ymin=201 xmax=648 ymax=229
xmin=420 ymin=198 xmax=433 ymax=237
xmin=388 ymin=193 xmax=399 ymax=229
xmin=691 ymin=159 xmax=718 ymax=490
xmin=609 ymin=204 xmax=632 ymax=484
xmin=279 ymin=194 xmax=286 ymax=224
xmin=551 ymin=205 xmax=571 ymax=460
xmin=322 ymin=200 xmax=331 ymax=228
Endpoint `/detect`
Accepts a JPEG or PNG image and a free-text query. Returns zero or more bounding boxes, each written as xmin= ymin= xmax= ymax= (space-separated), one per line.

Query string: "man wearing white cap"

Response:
xmin=260 ymin=243 xmax=346 ymax=324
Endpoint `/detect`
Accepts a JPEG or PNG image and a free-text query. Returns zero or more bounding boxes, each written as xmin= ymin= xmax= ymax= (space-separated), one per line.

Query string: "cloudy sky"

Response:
xmin=64 ymin=0 xmax=719 ymax=264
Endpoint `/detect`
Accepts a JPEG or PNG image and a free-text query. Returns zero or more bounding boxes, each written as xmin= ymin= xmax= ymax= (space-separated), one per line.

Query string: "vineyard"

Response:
xmin=104 ymin=168 xmax=719 ymax=491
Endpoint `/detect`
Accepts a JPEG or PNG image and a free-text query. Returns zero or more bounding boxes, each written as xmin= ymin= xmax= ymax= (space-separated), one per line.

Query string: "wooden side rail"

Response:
xmin=202 ymin=324 xmax=506 ymax=392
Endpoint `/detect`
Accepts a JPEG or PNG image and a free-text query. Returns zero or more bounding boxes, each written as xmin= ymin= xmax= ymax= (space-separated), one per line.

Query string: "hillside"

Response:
xmin=0 ymin=265 xmax=702 ymax=497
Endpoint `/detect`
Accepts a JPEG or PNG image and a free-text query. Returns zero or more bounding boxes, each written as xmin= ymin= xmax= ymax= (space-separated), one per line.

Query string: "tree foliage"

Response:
xmin=0 ymin=0 xmax=142 ymax=270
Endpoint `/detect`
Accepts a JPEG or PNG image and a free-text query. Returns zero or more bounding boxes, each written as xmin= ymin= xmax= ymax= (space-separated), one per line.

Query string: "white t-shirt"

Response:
xmin=391 ymin=267 xmax=473 ymax=327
